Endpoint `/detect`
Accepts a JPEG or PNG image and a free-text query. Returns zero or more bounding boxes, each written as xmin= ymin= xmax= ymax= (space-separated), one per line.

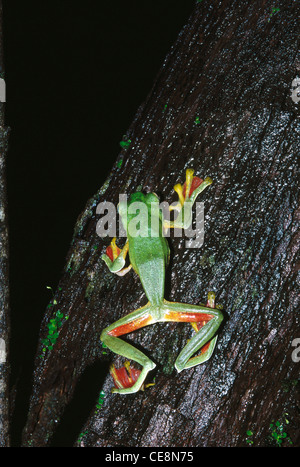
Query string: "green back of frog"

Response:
xmin=120 ymin=192 xmax=169 ymax=305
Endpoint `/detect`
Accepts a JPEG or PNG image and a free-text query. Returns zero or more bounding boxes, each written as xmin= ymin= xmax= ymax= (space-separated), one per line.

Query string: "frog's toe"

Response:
xmin=110 ymin=361 xmax=142 ymax=391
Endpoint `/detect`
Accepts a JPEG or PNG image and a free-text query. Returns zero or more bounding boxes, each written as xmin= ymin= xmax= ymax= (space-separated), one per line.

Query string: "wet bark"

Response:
xmin=0 ymin=0 xmax=10 ymax=447
xmin=22 ymin=0 xmax=299 ymax=447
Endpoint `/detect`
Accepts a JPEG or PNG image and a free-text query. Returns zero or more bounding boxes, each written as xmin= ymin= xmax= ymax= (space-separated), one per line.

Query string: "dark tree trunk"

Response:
xmin=22 ymin=0 xmax=299 ymax=447
xmin=0 ymin=0 xmax=10 ymax=447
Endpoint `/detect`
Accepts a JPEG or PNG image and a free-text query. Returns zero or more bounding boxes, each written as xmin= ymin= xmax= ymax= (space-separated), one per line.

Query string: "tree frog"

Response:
xmin=100 ymin=169 xmax=223 ymax=394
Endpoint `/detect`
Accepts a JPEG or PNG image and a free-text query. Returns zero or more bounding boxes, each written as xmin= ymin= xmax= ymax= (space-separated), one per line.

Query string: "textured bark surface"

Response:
xmin=0 ymin=0 xmax=10 ymax=447
xmin=22 ymin=0 xmax=299 ymax=447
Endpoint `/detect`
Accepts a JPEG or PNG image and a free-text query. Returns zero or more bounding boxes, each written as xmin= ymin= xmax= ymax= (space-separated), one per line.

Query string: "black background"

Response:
xmin=2 ymin=0 xmax=194 ymax=446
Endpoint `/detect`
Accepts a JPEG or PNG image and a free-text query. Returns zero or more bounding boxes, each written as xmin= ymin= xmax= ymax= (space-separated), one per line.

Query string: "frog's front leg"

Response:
xmin=101 ymin=237 xmax=132 ymax=276
xmin=164 ymin=168 xmax=212 ymax=231
xmin=162 ymin=293 xmax=223 ymax=372
xmin=100 ymin=303 xmax=157 ymax=394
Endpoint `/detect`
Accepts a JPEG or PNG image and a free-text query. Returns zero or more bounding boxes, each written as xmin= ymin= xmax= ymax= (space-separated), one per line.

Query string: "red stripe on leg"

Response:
xmin=199 ymin=341 xmax=211 ymax=354
xmin=108 ymin=314 xmax=153 ymax=337
xmin=163 ymin=311 xmax=214 ymax=323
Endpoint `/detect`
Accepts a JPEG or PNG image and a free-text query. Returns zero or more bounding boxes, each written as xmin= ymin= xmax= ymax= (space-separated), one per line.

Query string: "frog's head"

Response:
xmin=128 ymin=192 xmax=146 ymax=204
xmin=119 ymin=191 xmax=159 ymax=213
xmin=128 ymin=192 xmax=159 ymax=205
xmin=118 ymin=191 xmax=160 ymax=231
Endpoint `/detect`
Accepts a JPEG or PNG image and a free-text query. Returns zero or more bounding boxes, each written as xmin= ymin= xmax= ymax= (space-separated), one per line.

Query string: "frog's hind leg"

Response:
xmin=162 ymin=294 xmax=223 ymax=372
xmin=189 ymin=327 xmax=218 ymax=365
xmin=100 ymin=302 xmax=157 ymax=394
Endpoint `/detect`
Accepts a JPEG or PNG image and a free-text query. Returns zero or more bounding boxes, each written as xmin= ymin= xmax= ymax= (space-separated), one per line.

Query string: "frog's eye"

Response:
xmin=146 ymin=192 xmax=159 ymax=204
